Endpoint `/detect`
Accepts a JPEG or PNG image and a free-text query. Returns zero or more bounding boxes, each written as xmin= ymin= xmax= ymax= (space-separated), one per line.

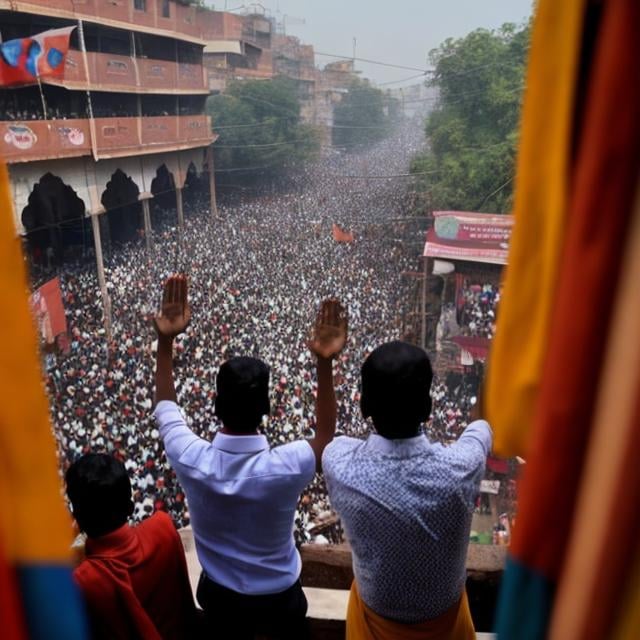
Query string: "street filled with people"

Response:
xmin=42 ymin=125 xmax=482 ymax=542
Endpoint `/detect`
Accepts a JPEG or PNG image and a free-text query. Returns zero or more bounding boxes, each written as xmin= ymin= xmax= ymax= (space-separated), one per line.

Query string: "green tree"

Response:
xmin=411 ymin=22 xmax=530 ymax=213
xmin=332 ymin=78 xmax=397 ymax=149
xmin=206 ymin=76 xmax=320 ymax=180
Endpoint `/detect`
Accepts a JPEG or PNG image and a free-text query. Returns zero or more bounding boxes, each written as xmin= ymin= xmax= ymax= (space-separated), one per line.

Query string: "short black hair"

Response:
xmin=360 ymin=341 xmax=433 ymax=439
xmin=215 ymin=357 xmax=270 ymax=433
xmin=65 ymin=454 xmax=133 ymax=538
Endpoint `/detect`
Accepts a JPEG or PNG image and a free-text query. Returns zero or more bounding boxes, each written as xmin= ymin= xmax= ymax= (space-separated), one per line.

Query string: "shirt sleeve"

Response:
xmin=154 ymin=400 xmax=210 ymax=470
xmin=456 ymin=419 xmax=493 ymax=458
xmin=273 ymin=440 xmax=316 ymax=485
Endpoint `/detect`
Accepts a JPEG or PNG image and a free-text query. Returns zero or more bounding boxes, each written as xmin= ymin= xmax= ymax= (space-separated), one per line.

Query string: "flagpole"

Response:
xmin=36 ymin=77 xmax=48 ymax=120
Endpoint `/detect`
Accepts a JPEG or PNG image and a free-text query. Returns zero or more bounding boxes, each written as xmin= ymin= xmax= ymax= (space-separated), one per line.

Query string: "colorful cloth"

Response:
xmin=346 ymin=581 xmax=474 ymax=640
xmin=494 ymin=0 xmax=640 ymax=637
xmin=0 ymin=159 xmax=86 ymax=639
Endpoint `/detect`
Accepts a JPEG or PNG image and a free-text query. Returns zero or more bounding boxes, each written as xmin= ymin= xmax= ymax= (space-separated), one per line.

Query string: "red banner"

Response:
xmin=0 ymin=27 xmax=75 ymax=88
xmin=332 ymin=223 xmax=354 ymax=243
xmin=30 ymin=278 xmax=67 ymax=345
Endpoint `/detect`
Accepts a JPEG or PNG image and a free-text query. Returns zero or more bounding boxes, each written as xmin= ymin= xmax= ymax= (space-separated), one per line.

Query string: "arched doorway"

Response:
xmin=21 ymin=173 xmax=88 ymax=271
xmin=101 ymin=169 xmax=143 ymax=245
xmin=151 ymin=164 xmax=177 ymax=230
xmin=183 ymin=161 xmax=203 ymax=214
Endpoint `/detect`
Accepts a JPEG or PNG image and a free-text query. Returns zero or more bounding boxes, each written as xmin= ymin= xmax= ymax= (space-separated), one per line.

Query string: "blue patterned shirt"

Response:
xmin=322 ymin=420 xmax=492 ymax=623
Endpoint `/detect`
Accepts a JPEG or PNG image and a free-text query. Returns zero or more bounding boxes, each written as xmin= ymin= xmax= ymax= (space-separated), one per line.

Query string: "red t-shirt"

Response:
xmin=74 ymin=512 xmax=196 ymax=639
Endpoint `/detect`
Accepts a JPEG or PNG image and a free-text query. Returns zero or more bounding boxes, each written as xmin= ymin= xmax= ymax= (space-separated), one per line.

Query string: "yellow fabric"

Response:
xmin=0 ymin=161 xmax=73 ymax=562
xmin=346 ymin=581 xmax=475 ymax=640
xmin=485 ymin=0 xmax=586 ymax=457
xmin=612 ymin=550 xmax=640 ymax=640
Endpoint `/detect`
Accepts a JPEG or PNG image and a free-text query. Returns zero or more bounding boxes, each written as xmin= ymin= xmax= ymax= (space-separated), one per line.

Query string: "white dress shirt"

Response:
xmin=154 ymin=400 xmax=316 ymax=595
xmin=323 ymin=420 xmax=492 ymax=623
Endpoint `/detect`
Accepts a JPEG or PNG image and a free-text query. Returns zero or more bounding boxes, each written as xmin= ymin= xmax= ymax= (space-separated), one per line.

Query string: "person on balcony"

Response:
xmin=152 ymin=274 xmax=347 ymax=640
xmin=66 ymin=453 xmax=197 ymax=639
xmin=323 ymin=341 xmax=492 ymax=639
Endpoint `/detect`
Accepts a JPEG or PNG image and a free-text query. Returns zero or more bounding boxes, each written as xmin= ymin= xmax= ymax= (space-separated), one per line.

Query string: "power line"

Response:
xmin=315 ymin=51 xmax=428 ymax=73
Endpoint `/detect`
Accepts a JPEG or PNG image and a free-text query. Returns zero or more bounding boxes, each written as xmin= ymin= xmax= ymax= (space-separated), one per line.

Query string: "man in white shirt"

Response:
xmin=323 ymin=341 xmax=491 ymax=639
xmin=153 ymin=275 xmax=347 ymax=640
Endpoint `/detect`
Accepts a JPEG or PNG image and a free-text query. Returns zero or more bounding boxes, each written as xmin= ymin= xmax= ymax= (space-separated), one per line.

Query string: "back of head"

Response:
xmin=66 ymin=453 xmax=133 ymax=538
xmin=361 ymin=341 xmax=433 ymax=439
xmin=215 ymin=356 xmax=270 ymax=433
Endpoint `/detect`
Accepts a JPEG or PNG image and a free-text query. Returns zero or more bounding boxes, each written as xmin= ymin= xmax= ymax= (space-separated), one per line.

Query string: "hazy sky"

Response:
xmin=214 ymin=1 xmax=533 ymax=85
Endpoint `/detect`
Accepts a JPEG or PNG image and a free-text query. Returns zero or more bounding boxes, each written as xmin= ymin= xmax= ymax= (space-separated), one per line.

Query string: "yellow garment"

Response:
xmin=485 ymin=0 xmax=586 ymax=457
xmin=346 ymin=581 xmax=475 ymax=640
xmin=0 ymin=161 xmax=73 ymax=563
xmin=612 ymin=550 xmax=640 ymax=640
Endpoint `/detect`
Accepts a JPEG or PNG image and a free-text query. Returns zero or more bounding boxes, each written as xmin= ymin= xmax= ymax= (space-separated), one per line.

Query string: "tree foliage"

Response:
xmin=332 ymin=78 xmax=398 ymax=149
xmin=206 ymin=76 xmax=320 ymax=179
xmin=411 ymin=23 xmax=530 ymax=213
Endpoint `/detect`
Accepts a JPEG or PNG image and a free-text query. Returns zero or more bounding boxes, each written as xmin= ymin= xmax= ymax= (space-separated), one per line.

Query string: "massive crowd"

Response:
xmin=42 ymin=126 xmax=481 ymax=542
xmin=458 ymin=280 xmax=499 ymax=339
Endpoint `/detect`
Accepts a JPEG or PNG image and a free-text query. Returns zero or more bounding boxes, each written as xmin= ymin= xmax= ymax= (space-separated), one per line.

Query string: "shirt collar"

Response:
xmin=213 ymin=432 xmax=270 ymax=454
xmin=366 ymin=433 xmax=431 ymax=457
xmin=84 ymin=523 xmax=136 ymax=558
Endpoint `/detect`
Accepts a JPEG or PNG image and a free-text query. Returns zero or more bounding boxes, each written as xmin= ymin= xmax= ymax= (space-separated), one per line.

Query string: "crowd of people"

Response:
xmin=457 ymin=280 xmax=500 ymax=339
xmin=41 ymin=125 xmax=482 ymax=542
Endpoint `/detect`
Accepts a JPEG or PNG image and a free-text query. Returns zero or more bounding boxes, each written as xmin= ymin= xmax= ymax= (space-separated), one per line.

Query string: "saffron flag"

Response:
xmin=494 ymin=0 xmax=640 ymax=637
xmin=0 ymin=27 xmax=75 ymax=88
xmin=332 ymin=223 xmax=354 ymax=243
xmin=0 ymin=161 xmax=86 ymax=638
xmin=484 ymin=0 xmax=586 ymax=457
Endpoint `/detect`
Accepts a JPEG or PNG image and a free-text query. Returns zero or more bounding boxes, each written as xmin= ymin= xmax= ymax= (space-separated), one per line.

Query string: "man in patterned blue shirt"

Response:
xmin=323 ymin=341 xmax=491 ymax=639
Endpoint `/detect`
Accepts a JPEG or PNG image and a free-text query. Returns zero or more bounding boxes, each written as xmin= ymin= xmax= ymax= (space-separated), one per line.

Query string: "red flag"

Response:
xmin=332 ymin=223 xmax=354 ymax=243
xmin=0 ymin=27 xmax=75 ymax=87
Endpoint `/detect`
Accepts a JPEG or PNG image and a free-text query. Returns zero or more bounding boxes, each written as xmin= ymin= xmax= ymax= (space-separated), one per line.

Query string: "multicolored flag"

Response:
xmin=0 ymin=27 xmax=75 ymax=88
xmin=0 ymin=160 xmax=86 ymax=638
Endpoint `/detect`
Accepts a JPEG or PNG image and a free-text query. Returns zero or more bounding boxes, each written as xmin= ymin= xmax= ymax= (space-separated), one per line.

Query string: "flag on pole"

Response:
xmin=0 ymin=161 xmax=86 ymax=638
xmin=0 ymin=27 xmax=75 ymax=88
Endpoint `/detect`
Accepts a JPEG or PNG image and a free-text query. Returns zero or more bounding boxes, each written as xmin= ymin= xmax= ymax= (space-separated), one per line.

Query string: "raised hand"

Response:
xmin=308 ymin=299 xmax=348 ymax=360
xmin=154 ymin=275 xmax=191 ymax=339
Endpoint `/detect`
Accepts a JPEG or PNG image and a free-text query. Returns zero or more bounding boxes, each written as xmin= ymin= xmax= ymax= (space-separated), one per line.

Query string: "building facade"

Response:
xmin=1 ymin=0 xmax=217 ymax=255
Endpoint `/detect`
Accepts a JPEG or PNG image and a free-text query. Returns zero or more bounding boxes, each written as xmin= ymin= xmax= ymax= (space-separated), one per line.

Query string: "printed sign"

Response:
xmin=57 ymin=126 xmax=85 ymax=146
xmin=4 ymin=124 xmax=37 ymax=149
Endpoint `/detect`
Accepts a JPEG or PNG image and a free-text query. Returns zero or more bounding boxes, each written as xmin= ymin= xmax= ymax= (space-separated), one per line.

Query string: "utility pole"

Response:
xmin=91 ymin=213 xmax=112 ymax=341
xmin=207 ymin=145 xmax=218 ymax=218
xmin=420 ymin=257 xmax=428 ymax=350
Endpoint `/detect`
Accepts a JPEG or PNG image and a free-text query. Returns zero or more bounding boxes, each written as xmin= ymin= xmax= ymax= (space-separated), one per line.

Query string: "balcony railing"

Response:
xmin=1 ymin=115 xmax=214 ymax=163
xmin=0 ymin=0 xmax=203 ymax=44
xmin=56 ymin=51 xmax=207 ymax=94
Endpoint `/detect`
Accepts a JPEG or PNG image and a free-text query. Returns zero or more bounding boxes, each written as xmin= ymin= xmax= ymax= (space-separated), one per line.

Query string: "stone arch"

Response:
xmin=150 ymin=163 xmax=178 ymax=229
xmin=182 ymin=161 xmax=203 ymax=213
xmin=101 ymin=169 xmax=143 ymax=245
xmin=21 ymin=173 xmax=88 ymax=268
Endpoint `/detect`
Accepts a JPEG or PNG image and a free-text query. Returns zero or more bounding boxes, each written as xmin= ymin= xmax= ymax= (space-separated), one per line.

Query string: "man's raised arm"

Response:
xmin=307 ymin=299 xmax=348 ymax=472
xmin=153 ymin=275 xmax=191 ymax=405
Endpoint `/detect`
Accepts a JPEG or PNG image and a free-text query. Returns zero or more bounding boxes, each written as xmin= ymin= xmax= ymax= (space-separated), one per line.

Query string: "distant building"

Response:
xmin=202 ymin=12 xmax=274 ymax=94
xmin=388 ymin=82 xmax=439 ymax=119
xmin=0 ymin=0 xmax=218 ymax=335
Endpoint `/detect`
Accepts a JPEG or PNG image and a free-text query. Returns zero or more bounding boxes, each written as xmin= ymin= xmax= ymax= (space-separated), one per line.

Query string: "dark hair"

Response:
xmin=65 ymin=453 xmax=133 ymax=538
xmin=360 ymin=341 xmax=433 ymax=439
xmin=215 ymin=357 xmax=270 ymax=433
